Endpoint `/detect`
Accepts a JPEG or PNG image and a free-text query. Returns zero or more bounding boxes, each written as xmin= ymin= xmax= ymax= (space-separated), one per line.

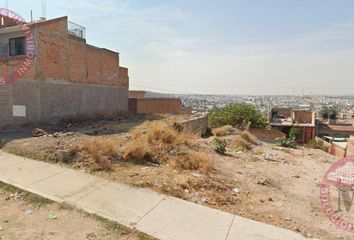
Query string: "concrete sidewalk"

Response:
xmin=0 ymin=150 xmax=306 ymax=240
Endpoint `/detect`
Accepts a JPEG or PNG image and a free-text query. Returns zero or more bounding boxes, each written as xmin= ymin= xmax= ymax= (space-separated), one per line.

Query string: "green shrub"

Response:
xmin=281 ymin=138 xmax=297 ymax=149
xmin=281 ymin=128 xmax=302 ymax=149
xmin=308 ymin=139 xmax=327 ymax=151
xmin=212 ymin=138 xmax=227 ymax=155
xmin=208 ymin=104 xmax=268 ymax=129
xmin=289 ymin=128 xmax=302 ymax=139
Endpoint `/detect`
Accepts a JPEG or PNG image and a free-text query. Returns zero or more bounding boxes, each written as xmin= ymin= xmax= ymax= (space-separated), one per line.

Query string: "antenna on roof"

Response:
xmin=1 ymin=0 xmax=7 ymax=26
xmin=41 ymin=0 xmax=47 ymax=20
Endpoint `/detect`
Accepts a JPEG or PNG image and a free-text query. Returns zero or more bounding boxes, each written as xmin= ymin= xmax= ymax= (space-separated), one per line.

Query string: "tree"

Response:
xmin=320 ymin=106 xmax=329 ymax=119
xmin=320 ymin=106 xmax=338 ymax=120
xmin=208 ymin=104 xmax=268 ymax=129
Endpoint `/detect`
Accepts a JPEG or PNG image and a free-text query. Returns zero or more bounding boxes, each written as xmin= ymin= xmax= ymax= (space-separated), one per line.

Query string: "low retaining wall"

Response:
xmin=347 ymin=139 xmax=354 ymax=156
xmin=249 ymin=128 xmax=286 ymax=142
xmin=176 ymin=116 xmax=209 ymax=136
xmin=315 ymin=137 xmax=347 ymax=158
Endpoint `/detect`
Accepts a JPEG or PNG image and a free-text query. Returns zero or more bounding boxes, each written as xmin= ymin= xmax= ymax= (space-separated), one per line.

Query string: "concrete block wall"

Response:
xmin=177 ymin=116 xmax=209 ymax=136
xmin=0 ymin=86 xmax=11 ymax=126
xmin=0 ymin=80 xmax=128 ymax=125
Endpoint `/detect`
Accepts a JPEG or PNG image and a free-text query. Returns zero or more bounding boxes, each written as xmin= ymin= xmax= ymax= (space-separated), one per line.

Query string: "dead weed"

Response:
xmin=212 ymin=125 xmax=234 ymax=137
xmin=172 ymin=152 xmax=213 ymax=173
xmin=72 ymin=137 xmax=121 ymax=170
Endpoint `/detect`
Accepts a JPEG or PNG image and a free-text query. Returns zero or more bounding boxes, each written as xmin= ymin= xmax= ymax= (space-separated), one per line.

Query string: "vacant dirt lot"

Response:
xmin=0 ymin=183 xmax=154 ymax=240
xmin=1 ymin=115 xmax=353 ymax=240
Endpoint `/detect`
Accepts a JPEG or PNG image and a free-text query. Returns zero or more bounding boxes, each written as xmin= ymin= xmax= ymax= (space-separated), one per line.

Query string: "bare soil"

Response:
xmin=0 ymin=183 xmax=154 ymax=240
xmin=1 ymin=115 xmax=353 ymax=240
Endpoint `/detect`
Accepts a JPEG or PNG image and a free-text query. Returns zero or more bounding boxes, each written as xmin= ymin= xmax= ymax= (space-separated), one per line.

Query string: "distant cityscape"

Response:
xmin=145 ymin=92 xmax=354 ymax=118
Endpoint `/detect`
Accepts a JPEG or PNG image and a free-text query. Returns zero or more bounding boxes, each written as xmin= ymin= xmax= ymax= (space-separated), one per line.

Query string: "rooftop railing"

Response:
xmin=68 ymin=21 xmax=86 ymax=39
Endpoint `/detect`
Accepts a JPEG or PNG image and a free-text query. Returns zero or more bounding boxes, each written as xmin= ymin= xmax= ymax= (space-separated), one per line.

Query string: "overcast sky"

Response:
xmin=5 ymin=0 xmax=354 ymax=95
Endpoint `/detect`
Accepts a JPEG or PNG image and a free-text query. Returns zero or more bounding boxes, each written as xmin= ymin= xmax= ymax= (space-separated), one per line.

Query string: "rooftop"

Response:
xmin=319 ymin=124 xmax=354 ymax=132
xmin=0 ymin=16 xmax=86 ymax=39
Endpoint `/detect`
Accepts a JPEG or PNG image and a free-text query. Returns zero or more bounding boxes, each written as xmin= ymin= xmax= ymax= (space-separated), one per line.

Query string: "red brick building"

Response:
xmin=0 ymin=16 xmax=129 ymax=127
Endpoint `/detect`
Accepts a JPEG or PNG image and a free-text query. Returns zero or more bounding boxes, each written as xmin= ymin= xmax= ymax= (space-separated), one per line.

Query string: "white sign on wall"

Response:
xmin=13 ymin=105 xmax=26 ymax=117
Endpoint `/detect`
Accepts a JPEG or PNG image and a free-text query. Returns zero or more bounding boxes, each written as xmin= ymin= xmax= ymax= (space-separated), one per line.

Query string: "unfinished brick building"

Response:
xmin=0 ymin=16 xmax=129 ymax=127
xmin=269 ymin=107 xmax=316 ymax=144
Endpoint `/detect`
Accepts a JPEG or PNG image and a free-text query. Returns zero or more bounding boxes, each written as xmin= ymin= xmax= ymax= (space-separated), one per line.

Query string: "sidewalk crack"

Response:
xmin=73 ymin=182 xmax=107 ymax=204
xmin=224 ymin=215 xmax=235 ymax=240
xmin=28 ymin=169 xmax=67 ymax=186
xmin=134 ymin=197 xmax=166 ymax=225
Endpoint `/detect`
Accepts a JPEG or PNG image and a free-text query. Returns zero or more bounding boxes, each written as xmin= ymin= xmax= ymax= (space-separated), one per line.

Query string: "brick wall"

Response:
xmin=36 ymin=17 xmax=125 ymax=87
xmin=129 ymin=98 xmax=191 ymax=114
xmin=118 ymin=67 xmax=129 ymax=88
xmin=129 ymin=90 xmax=146 ymax=98
xmin=0 ymin=17 xmax=126 ymax=87
xmin=293 ymin=110 xmax=314 ymax=124
xmin=295 ymin=126 xmax=315 ymax=144
xmin=277 ymin=108 xmax=292 ymax=118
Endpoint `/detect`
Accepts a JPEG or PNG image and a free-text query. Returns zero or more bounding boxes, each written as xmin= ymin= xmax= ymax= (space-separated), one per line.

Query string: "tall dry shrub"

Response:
xmin=172 ymin=152 xmax=213 ymax=173
xmin=78 ymin=137 xmax=120 ymax=170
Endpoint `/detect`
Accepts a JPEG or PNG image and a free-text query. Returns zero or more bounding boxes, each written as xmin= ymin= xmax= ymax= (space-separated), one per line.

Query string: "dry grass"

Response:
xmin=234 ymin=139 xmax=253 ymax=151
xmin=73 ymin=137 xmax=120 ymax=170
xmin=131 ymin=120 xmax=195 ymax=145
xmin=240 ymin=131 xmax=258 ymax=145
xmin=172 ymin=152 xmax=213 ymax=173
xmin=212 ymin=125 xmax=234 ymax=137
xmin=146 ymin=121 xmax=177 ymax=144
xmin=56 ymin=118 xmax=212 ymax=172
xmin=122 ymin=140 xmax=154 ymax=163
xmin=120 ymin=120 xmax=207 ymax=172
xmin=125 ymin=120 xmax=190 ymax=164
